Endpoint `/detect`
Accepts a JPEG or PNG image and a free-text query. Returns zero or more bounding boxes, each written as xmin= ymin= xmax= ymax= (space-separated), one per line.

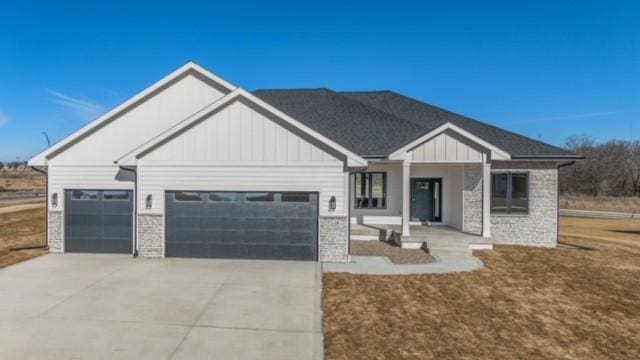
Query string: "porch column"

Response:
xmin=402 ymin=161 xmax=411 ymax=236
xmin=482 ymin=155 xmax=492 ymax=238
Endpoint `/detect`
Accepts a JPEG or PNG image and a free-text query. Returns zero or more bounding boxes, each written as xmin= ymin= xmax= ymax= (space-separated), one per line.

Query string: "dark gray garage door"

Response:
xmin=165 ymin=191 xmax=318 ymax=260
xmin=65 ymin=190 xmax=133 ymax=253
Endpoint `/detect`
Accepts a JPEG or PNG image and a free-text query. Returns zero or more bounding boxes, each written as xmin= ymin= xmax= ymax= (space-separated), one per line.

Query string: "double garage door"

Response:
xmin=64 ymin=189 xmax=318 ymax=261
xmin=165 ymin=191 xmax=318 ymax=261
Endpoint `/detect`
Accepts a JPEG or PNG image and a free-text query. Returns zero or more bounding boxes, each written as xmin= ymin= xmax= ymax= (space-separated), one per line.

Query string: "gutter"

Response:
xmin=511 ymin=155 xmax=585 ymax=160
xmin=118 ymin=165 xmax=139 ymax=258
xmin=26 ymin=166 xmax=49 ymax=251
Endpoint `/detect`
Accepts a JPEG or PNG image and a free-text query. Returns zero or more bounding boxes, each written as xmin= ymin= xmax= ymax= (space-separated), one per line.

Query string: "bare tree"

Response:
xmin=561 ymin=136 xmax=640 ymax=197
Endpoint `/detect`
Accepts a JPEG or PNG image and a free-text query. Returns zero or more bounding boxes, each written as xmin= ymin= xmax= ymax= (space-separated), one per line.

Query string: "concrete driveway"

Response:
xmin=0 ymin=254 xmax=323 ymax=359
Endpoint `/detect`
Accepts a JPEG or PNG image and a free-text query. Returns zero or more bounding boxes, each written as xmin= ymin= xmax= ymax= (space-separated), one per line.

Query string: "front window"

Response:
xmin=354 ymin=172 xmax=386 ymax=209
xmin=491 ymin=172 xmax=529 ymax=214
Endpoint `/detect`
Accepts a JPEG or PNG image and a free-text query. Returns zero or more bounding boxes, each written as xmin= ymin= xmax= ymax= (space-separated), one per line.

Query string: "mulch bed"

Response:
xmin=350 ymin=240 xmax=434 ymax=264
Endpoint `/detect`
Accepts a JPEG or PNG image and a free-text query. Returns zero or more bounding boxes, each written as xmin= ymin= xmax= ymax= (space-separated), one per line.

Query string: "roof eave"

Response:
xmin=509 ymin=155 xmax=584 ymax=160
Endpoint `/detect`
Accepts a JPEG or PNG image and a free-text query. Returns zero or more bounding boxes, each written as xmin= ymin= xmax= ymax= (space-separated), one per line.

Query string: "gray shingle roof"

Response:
xmin=253 ymin=88 xmax=578 ymax=158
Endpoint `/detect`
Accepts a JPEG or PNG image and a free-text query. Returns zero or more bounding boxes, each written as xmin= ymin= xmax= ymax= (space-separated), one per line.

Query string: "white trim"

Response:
xmin=28 ymin=61 xmax=237 ymax=166
xmin=401 ymin=161 xmax=411 ymax=236
xmin=482 ymin=154 xmax=492 ymax=238
xmin=388 ymin=122 xmax=511 ymax=161
xmin=115 ymin=88 xmax=368 ymax=167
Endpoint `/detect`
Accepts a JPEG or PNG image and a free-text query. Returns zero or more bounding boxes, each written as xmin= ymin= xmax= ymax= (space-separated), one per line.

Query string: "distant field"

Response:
xmin=560 ymin=195 xmax=640 ymax=213
xmin=0 ymin=167 xmax=45 ymax=192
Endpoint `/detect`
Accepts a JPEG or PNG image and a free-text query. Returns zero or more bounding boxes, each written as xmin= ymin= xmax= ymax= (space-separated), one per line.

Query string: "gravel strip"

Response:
xmin=350 ymin=240 xmax=434 ymax=264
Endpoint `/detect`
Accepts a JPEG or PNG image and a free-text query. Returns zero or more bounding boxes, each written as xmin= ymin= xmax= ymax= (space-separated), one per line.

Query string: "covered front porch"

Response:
xmin=350 ymin=125 xmax=506 ymax=249
xmin=350 ymin=223 xmax=493 ymax=251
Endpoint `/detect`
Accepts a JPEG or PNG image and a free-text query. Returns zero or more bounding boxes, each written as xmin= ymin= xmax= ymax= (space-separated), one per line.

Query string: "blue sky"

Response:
xmin=1 ymin=1 xmax=638 ymax=161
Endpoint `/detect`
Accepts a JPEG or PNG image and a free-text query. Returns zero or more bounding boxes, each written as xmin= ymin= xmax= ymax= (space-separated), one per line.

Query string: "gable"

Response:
xmin=29 ymin=62 xmax=236 ymax=166
xmin=142 ymin=99 xmax=339 ymax=163
xmin=49 ymin=72 xmax=228 ymax=164
xmin=390 ymin=122 xmax=511 ymax=161
xmin=410 ymin=130 xmax=483 ymax=162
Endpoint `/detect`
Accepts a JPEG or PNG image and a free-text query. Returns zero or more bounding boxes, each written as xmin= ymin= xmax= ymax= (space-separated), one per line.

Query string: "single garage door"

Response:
xmin=65 ymin=189 xmax=133 ymax=253
xmin=165 ymin=191 xmax=318 ymax=260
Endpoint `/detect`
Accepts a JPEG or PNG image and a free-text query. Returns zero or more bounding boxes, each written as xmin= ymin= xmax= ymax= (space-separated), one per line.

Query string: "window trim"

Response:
xmin=102 ymin=190 xmax=131 ymax=201
xmin=280 ymin=192 xmax=311 ymax=203
xmin=490 ymin=171 xmax=530 ymax=215
xmin=173 ymin=191 xmax=203 ymax=202
xmin=354 ymin=172 xmax=387 ymax=210
xmin=245 ymin=192 xmax=275 ymax=202
xmin=70 ymin=190 xmax=99 ymax=201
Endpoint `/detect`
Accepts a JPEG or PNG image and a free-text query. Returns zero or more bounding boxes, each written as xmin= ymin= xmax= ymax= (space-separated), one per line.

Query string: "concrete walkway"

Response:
xmin=323 ymin=244 xmax=484 ymax=275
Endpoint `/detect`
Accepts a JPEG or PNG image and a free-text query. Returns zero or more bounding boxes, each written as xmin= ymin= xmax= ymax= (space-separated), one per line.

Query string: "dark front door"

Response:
xmin=165 ymin=191 xmax=318 ymax=261
xmin=411 ymin=178 xmax=442 ymax=222
xmin=65 ymin=189 xmax=133 ymax=253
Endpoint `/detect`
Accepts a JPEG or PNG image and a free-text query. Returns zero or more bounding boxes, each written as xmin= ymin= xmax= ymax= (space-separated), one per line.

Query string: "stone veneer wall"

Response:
xmin=490 ymin=162 xmax=558 ymax=247
xmin=463 ymin=163 xmax=482 ymax=235
xmin=48 ymin=211 xmax=64 ymax=253
xmin=318 ymin=216 xmax=349 ymax=262
xmin=137 ymin=214 xmax=164 ymax=258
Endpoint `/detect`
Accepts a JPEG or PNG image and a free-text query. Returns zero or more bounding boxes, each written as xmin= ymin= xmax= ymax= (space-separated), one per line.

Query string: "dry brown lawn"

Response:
xmin=0 ymin=206 xmax=47 ymax=268
xmin=0 ymin=168 xmax=45 ymax=191
xmin=560 ymin=195 xmax=640 ymax=213
xmin=323 ymin=217 xmax=640 ymax=360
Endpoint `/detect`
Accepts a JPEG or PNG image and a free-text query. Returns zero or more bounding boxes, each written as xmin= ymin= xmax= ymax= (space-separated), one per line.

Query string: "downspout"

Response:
xmin=556 ymin=161 xmax=576 ymax=244
xmin=28 ymin=166 xmax=50 ymax=250
xmin=118 ymin=165 xmax=138 ymax=258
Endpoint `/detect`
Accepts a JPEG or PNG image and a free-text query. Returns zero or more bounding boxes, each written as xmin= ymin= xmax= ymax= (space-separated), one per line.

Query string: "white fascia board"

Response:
xmin=28 ymin=61 xmax=237 ymax=166
xmin=115 ymin=88 xmax=368 ymax=168
xmin=388 ymin=122 xmax=511 ymax=161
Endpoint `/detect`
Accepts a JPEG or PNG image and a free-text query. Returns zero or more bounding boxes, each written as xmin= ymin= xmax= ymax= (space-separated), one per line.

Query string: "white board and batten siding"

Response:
xmin=410 ymin=132 xmax=483 ymax=162
xmin=51 ymin=73 xmax=227 ymax=165
xmin=46 ymin=73 xmax=227 ymax=211
xmin=138 ymin=100 xmax=348 ymax=217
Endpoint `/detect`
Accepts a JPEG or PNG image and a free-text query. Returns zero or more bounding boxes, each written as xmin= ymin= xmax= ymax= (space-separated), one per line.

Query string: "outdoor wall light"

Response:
xmin=145 ymin=194 xmax=153 ymax=209
xmin=51 ymin=193 xmax=58 ymax=208
xmin=329 ymin=196 xmax=336 ymax=212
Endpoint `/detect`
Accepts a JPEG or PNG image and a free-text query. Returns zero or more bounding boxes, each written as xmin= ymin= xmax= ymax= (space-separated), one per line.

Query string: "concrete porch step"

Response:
xmin=350 ymin=224 xmax=394 ymax=241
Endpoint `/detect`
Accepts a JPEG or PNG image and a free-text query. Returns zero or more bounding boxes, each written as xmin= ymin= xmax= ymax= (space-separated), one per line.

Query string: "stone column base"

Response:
xmin=319 ymin=216 xmax=348 ymax=263
xmin=137 ymin=214 xmax=164 ymax=258
xmin=48 ymin=211 xmax=64 ymax=253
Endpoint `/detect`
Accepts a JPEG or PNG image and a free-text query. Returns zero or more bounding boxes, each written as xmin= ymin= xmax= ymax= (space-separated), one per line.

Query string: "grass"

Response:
xmin=323 ymin=217 xmax=640 ymax=359
xmin=0 ymin=206 xmax=47 ymax=269
xmin=0 ymin=168 xmax=45 ymax=192
xmin=560 ymin=195 xmax=640 ymax=213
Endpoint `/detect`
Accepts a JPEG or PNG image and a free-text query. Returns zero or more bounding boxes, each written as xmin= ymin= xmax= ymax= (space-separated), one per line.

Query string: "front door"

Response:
xmin=411 ymin=178 xmax=442 ymax=222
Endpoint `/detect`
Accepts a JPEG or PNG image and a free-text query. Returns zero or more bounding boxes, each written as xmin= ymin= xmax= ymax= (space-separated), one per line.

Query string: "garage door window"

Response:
xmin=174 ymin=192 xmax=202 ymax=202
xmin=209 ymin=192 xmax=238 ymax=202
xmin=103 ymin=191 xmax=130 ymax=201
xmin=246 ymin=192 xmax=274 ymax=202
xmin=71 ymin=190 xmax=98 ymax=200
xmin=281 ymin=193 xmax=310 ymax=202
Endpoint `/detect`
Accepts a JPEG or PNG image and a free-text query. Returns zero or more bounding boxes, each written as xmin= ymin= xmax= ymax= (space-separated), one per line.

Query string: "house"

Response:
xmin=28 ymin=62 xmax=580 ymax=262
